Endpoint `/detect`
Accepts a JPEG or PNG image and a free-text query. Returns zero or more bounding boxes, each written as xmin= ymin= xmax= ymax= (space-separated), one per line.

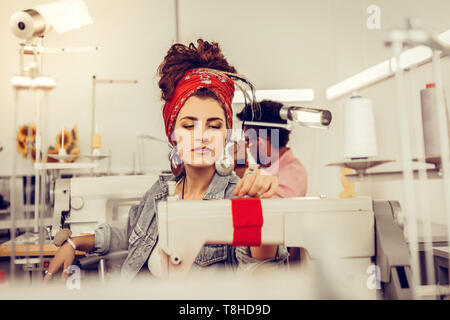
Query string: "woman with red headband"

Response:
xmin=44 ymin=39 xmax=288 ymax=283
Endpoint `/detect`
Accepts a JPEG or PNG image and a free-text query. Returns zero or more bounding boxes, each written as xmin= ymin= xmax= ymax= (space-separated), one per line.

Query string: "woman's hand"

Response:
xmin=233 ymin=166 xmax=278 ymax=198
xmin=43 ymin=242 xmax=76 ymax=284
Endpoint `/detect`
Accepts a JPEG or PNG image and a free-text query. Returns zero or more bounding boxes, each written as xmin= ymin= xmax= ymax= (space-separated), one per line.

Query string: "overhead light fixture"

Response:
xmin=10 ymin=0 xmax=93 ymax=40
xmin=233 ymin=89 xmax=314 ymax=104
xmin=280 ymin=105 xmax=332 ymax=129
xmin=326 ymin=28 xmax=450 ymax=100
xmin=326 ymin=61 xmax=391 ymax=101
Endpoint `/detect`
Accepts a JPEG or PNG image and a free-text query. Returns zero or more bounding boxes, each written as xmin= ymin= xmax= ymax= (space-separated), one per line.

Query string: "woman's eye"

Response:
xmin=183 ymin=125 xmax=194 ymax=129
xmin=208 ymin=122 xmax=222 ymax=129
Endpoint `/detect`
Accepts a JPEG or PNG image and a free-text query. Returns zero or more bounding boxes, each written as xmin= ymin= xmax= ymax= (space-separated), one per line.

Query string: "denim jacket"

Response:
xmin=93 ymin=171 xmax=289 ymax=281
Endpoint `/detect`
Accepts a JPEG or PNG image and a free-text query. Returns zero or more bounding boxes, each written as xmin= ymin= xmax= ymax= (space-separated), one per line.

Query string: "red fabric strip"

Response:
xmin=230 ymin=198 xmax=264 ymax=246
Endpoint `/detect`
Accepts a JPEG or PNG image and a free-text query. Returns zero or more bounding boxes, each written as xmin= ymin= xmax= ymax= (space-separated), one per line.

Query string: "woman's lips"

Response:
xmin=192 ymin=146 xmax=213 ymax=155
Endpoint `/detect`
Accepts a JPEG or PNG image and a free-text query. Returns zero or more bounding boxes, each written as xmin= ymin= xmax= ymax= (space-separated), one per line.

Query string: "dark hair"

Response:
xmin=158 ymin=39 xmax=237 ymax=102
xmin=236 ymin=100 xmax=291 ymax=147
xmin=158 ymin=39 xmax=236 ymax=177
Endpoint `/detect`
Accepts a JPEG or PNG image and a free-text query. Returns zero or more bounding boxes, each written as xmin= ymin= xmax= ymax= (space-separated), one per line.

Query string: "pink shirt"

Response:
xmin=260 ymin=148 xmax=307 ymax=198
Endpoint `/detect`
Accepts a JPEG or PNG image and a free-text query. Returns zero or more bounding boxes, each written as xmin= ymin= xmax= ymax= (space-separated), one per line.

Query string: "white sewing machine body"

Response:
xmin=158 ymin=196 xmax=374 ymax=261
xmin=157 ymin=196 xmax=382 ymax=298
xmin=52 ymin=174 xmax=160 ymax=236
xmin=51 ymin=174 xmax=412 ymax=299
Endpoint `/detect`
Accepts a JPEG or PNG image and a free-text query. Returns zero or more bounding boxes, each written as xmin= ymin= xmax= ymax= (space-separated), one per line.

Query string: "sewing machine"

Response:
xmin=52 ymin=173 xmax=161 ymax=236
xmin=157 ymin=193 xmax=414 ymax=299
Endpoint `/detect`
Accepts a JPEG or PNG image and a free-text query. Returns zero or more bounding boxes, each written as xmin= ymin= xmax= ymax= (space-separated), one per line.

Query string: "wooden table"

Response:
xmin=0 ymin=243 xmax=85 ymax=257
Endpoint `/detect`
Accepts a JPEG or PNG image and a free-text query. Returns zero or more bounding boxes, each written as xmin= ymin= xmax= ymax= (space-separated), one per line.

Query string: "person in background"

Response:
xmin=236 ymin=100 xmax=308 ymax=264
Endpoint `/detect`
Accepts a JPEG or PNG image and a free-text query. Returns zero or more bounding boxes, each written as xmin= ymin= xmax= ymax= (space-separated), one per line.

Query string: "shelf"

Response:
xmin=327 ymin=158 xmax=395 ymax=175
xmin=34 ymin=162 xmax=100 ymax=170
xmin=346 ymin=167 xmax=442 ymax=181
xmin=328 ymin=158 xmax=445 ymax=181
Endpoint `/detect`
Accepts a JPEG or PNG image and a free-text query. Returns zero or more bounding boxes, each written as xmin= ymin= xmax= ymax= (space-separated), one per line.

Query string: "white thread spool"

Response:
xmin=420 ymin=83 xmax=450 ymax=158
xmin=343 ymin=94 xmax=378 ymax=159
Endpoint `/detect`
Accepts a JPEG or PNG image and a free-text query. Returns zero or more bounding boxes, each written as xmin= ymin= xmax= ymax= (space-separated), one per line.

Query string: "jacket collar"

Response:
xmin=203 ymin=171 xmax=233 ymax=200
xmin=156 ymin=171 xmax=233 ymax=200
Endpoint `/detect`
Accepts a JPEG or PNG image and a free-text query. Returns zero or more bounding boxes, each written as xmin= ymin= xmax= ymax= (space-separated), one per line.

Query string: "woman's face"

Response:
xmin=173 ymin=96 xmax=227 ymax=168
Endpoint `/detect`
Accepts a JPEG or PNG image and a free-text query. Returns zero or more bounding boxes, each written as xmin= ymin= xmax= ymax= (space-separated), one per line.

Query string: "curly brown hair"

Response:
xmin=157 ymin=39 xmax=237 ymax=102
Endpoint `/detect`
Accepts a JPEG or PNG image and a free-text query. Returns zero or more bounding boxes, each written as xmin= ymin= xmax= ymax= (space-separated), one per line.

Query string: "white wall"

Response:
xmin=1 ymin=0 xmax=449 ymax=223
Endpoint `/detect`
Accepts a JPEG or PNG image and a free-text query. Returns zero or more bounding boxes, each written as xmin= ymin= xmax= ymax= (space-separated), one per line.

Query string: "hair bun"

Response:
xmin=158 ymin=39 xmax=236 ymax=102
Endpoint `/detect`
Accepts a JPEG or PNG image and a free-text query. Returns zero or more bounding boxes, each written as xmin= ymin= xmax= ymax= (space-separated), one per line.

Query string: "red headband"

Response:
xmin=162 ymin=68 xmax=235 ymax=143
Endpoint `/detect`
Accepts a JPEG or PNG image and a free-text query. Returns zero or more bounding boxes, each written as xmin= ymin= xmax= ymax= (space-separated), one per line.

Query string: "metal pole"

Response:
xmin=38 ymin=90 xmax=49 ymax=282
xmin=91 ymin=75 xmax=96 ymax=154
xmin=409 ymin=70 xmax=436 ymax=292
xmin=34 ymin=89 xmax=41 ymax=234
xmin=9 ymin=89 xmax=20 ymax=285
xmin=392 ymin=40 xmax=421 ymax=298
xmin=174 ymin=0 xmax=180 ymax=43
xmin=98 ymin=258 xmax=105 ymax=285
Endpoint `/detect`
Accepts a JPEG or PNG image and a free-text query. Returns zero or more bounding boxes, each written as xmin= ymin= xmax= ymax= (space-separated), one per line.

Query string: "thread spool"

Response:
xmin=420 ymin=83 xmax=450 ymax=158
xmin=9 ymin=9 xmax=49 ymax=40
xmin=343 ymin=94 xmax=377 ymax=159
xmin=339 ymin=167 xmax=356 ymax=198
xmin=92 ymin=134 xmax=101 ymax=149
xmin=10 ymin=1 xmax=93 ymax=40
